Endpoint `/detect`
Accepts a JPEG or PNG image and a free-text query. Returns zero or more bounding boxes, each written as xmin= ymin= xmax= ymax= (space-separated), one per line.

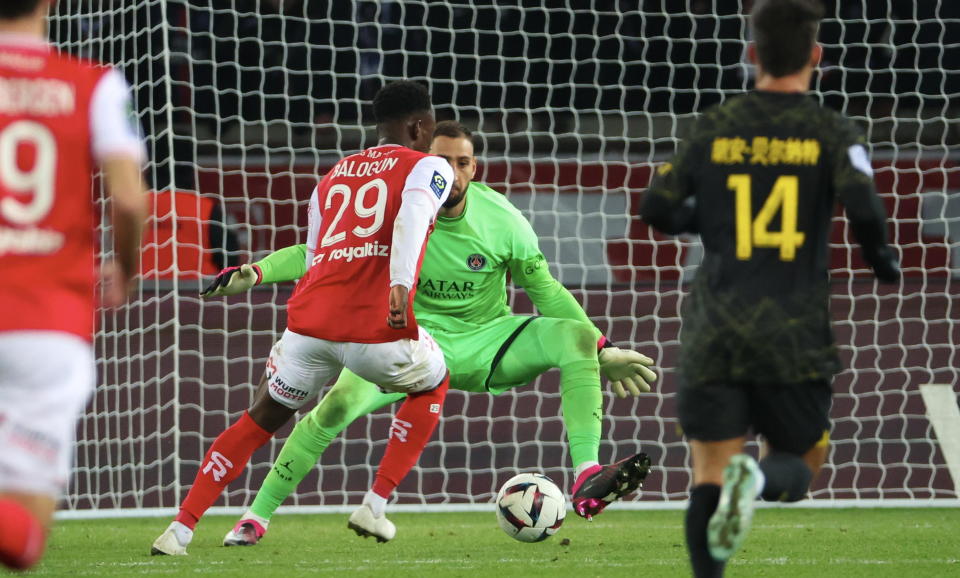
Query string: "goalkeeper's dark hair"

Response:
xmin=372 ymin=80 xmax=432 ymax=124
xmin=0 ymin=0 xmax=44 ymax=19
xmin=433 ymin=120 xmax=473 ymax=142
xmin=751 ymin=0 xmax=824 ymax=78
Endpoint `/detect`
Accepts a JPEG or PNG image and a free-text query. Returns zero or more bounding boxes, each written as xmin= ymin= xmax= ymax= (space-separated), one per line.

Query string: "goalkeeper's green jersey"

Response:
xmin=256 ymin=181 xmax=597 ymax=338
xmin=417 ymin=182 xmax=549 ymax=333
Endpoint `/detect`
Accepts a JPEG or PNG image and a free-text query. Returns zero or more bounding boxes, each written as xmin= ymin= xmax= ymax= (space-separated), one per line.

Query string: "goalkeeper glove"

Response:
xmin=597 ymin=339 xmax=657 ymax=398
xmin=201 ymin=264 xmax=262 ymax=297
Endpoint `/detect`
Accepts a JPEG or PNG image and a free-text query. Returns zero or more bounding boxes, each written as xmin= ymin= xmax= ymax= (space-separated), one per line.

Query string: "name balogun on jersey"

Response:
xmin=310 ymin=154 xmax=406 ymax=266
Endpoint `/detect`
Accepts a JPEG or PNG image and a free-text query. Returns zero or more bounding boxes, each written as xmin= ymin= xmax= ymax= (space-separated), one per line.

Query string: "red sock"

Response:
xmin=175 ymin=411 xmax=273 ymax=529
xmin=0 ymin=499 xmax=45 ymax=570
xmin=372 ymin=375 xmax=449 ymax=498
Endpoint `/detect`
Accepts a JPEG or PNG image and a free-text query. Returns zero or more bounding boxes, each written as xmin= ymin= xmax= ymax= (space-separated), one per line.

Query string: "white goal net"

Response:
xmin=52 ymin=1 xmax=959 ymax=515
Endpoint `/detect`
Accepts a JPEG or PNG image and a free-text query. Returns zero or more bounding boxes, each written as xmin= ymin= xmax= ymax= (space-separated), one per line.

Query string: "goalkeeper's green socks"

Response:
xmin=558 ymin=358 xmax=604 ymax=468
xmin=492 ymin=318 xmax=603 ymax=470
xmin=248 ymin=372 xmax=401 ymax=521
xmin=248 ymin=411 xmax=338 ymax=521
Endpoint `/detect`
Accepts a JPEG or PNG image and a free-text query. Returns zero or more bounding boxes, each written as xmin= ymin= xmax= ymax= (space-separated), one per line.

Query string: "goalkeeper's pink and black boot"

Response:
xmin=223 ymin=518 xmax=267 ymax=547
xmin=571 ymin=453 xmax=652 ymax=520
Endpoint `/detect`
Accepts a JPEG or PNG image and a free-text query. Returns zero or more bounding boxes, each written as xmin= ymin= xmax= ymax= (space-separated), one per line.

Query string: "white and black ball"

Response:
xmin=495 ymin=473 xmax=566 ymax=542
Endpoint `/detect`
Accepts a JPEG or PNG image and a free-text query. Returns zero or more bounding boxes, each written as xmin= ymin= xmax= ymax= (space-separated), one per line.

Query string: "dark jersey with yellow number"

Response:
xmin=641 ymin=90 xmax=892 ymax=387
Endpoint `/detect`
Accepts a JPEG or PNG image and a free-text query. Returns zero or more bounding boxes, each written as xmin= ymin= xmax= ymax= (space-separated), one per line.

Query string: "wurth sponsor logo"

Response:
xmin=202 ymin=451 xmax=234 ymax=482
xmin=269 ymin=374 xmax=309 ymax=403
xmin=313 ymin=241 xmax=389 ymax=266
xmin=389 ymin=418 xmax=412 ymax=442
xmin=0 ymin=415 xmax=60 ymax=462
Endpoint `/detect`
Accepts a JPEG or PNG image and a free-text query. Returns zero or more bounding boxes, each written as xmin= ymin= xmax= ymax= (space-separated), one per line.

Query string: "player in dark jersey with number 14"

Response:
xmin=641 ymin=1 xmax=899 ymax=576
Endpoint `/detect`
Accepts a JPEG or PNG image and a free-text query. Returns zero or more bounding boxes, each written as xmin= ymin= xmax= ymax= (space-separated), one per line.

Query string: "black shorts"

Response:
xmin=677 ymin=379 xmax=832 ymax=455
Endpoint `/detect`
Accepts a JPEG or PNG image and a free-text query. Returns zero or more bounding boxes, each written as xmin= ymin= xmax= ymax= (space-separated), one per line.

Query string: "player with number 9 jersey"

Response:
xmin=0 ymin=0 xmax=146 ymax=571
xmin=0 ymin=26 xmax=144 ymax=338
xmin=287 ymin=143 xmax=451 ymax=344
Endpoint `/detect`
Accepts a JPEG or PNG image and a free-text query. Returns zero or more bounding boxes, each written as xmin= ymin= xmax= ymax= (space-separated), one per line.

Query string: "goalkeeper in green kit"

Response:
xmin=206 ymin=121 xmax=658 ymax=545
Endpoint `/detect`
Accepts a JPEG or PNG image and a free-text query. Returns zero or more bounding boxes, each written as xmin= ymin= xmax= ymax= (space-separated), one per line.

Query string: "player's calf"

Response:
xmin=759 ymin=451 xmax=812 ymax=502
xmin=571 ymin=452 xmax=651 ymax=520
xmin=151 ymin=411 xmax=274 ymax=555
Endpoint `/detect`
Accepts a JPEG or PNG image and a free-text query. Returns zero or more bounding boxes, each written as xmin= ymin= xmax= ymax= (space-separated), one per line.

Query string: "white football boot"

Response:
xmin=151 ymin=521 xmax=193 ymax=556
xmin=707 ymin=454 xmax=765 ymax=561
xmin=347 ymin=504 xmax=396 ymax=543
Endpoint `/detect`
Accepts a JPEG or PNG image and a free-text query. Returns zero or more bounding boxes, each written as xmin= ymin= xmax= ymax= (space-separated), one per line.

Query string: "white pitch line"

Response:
xmin=920 ymin=384 xmax=960 ymax=491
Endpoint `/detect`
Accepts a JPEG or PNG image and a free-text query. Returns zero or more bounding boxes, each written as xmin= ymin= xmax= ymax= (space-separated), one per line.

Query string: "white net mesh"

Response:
xmin=51 ymin=1 xmax=959 ymax=513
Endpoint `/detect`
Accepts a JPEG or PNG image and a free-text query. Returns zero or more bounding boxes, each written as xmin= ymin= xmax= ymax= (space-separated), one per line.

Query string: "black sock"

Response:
xmin=685 ymin=484 xmax=725 ymax=578
xmin=759 ymin=452 xmax=812 ymax=502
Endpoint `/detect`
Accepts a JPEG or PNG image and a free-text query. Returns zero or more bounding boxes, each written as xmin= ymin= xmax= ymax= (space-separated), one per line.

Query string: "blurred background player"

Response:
xmin=204 ymin=121 xmax=659 ymax=547
xmin=641 ymin=0 xmax=900 ymax=576
xmin=151 ymin=80 xmax=454 ymax=554
xmin=0 ymin=0 xmax=146 ymax=570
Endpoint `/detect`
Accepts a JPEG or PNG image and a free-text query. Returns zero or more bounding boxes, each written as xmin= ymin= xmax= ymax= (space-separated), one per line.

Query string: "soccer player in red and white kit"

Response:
xmin=152 ymin=80 xmax=453 ymax=554
xmin=0 ymin=0 xmax=147 ymax=570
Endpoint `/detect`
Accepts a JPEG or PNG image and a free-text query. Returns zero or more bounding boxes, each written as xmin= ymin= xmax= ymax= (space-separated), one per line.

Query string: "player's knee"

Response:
xmin=759 ymin=451 xmax=813 ymax=502
xmin=572 ymin=321 xmax=599 ymax=356
xmin=542 ymin=319 xmax=597 ymax=362
xmin=311 ymin=387 xmax=356 ymax=429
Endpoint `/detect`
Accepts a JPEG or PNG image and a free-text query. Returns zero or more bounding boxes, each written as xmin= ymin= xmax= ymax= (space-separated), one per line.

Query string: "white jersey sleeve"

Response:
xmin=305 ymin=186 xmax=321 ymax=269
xmin=389 ymin=156 xmax=453 ymax=289
xmin=89 ymin=68 xmax=146 ymax=164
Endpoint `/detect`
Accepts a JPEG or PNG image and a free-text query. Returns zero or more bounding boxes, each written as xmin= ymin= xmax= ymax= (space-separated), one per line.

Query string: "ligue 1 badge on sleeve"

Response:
xmin=467 ymin=254 xmax=486 ymax=271
xmin=431 ymin=171 xmax=447 ymax=198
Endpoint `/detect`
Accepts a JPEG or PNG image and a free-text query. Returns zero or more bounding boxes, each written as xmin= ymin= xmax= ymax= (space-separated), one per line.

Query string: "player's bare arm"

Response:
xmin=101 ymin=156 xmax=147 ymax=307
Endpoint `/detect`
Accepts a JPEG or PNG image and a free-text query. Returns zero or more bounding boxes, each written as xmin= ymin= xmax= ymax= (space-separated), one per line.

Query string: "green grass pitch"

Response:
xmin=29 ymin=509 xmax=958 ymax=577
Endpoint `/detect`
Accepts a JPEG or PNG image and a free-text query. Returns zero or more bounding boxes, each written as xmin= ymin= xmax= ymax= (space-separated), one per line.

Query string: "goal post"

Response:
xmin=51 ymin=1 xmax=959 ymax=517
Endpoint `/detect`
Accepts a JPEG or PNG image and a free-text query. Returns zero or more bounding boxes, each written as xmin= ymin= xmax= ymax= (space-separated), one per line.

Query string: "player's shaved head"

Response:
xmin=373 ymin=80 xmax=435 ymax=153
xmin=0 ymin=0 xmax=46 ymax=19
xmin=373 ymin=80 xmax=432 ymax=124
xmin=751 ymin=0 xmax=824 ymax=78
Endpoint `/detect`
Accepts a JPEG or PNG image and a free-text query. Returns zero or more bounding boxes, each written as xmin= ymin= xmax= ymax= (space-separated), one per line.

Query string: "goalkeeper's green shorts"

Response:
xmin=424 ymin=315 xmax=536 ymax=395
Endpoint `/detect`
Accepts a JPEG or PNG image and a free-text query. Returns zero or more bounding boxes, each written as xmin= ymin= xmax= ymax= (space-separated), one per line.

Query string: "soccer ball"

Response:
xmin=495 ymin=473 xmax=566 ymax=542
